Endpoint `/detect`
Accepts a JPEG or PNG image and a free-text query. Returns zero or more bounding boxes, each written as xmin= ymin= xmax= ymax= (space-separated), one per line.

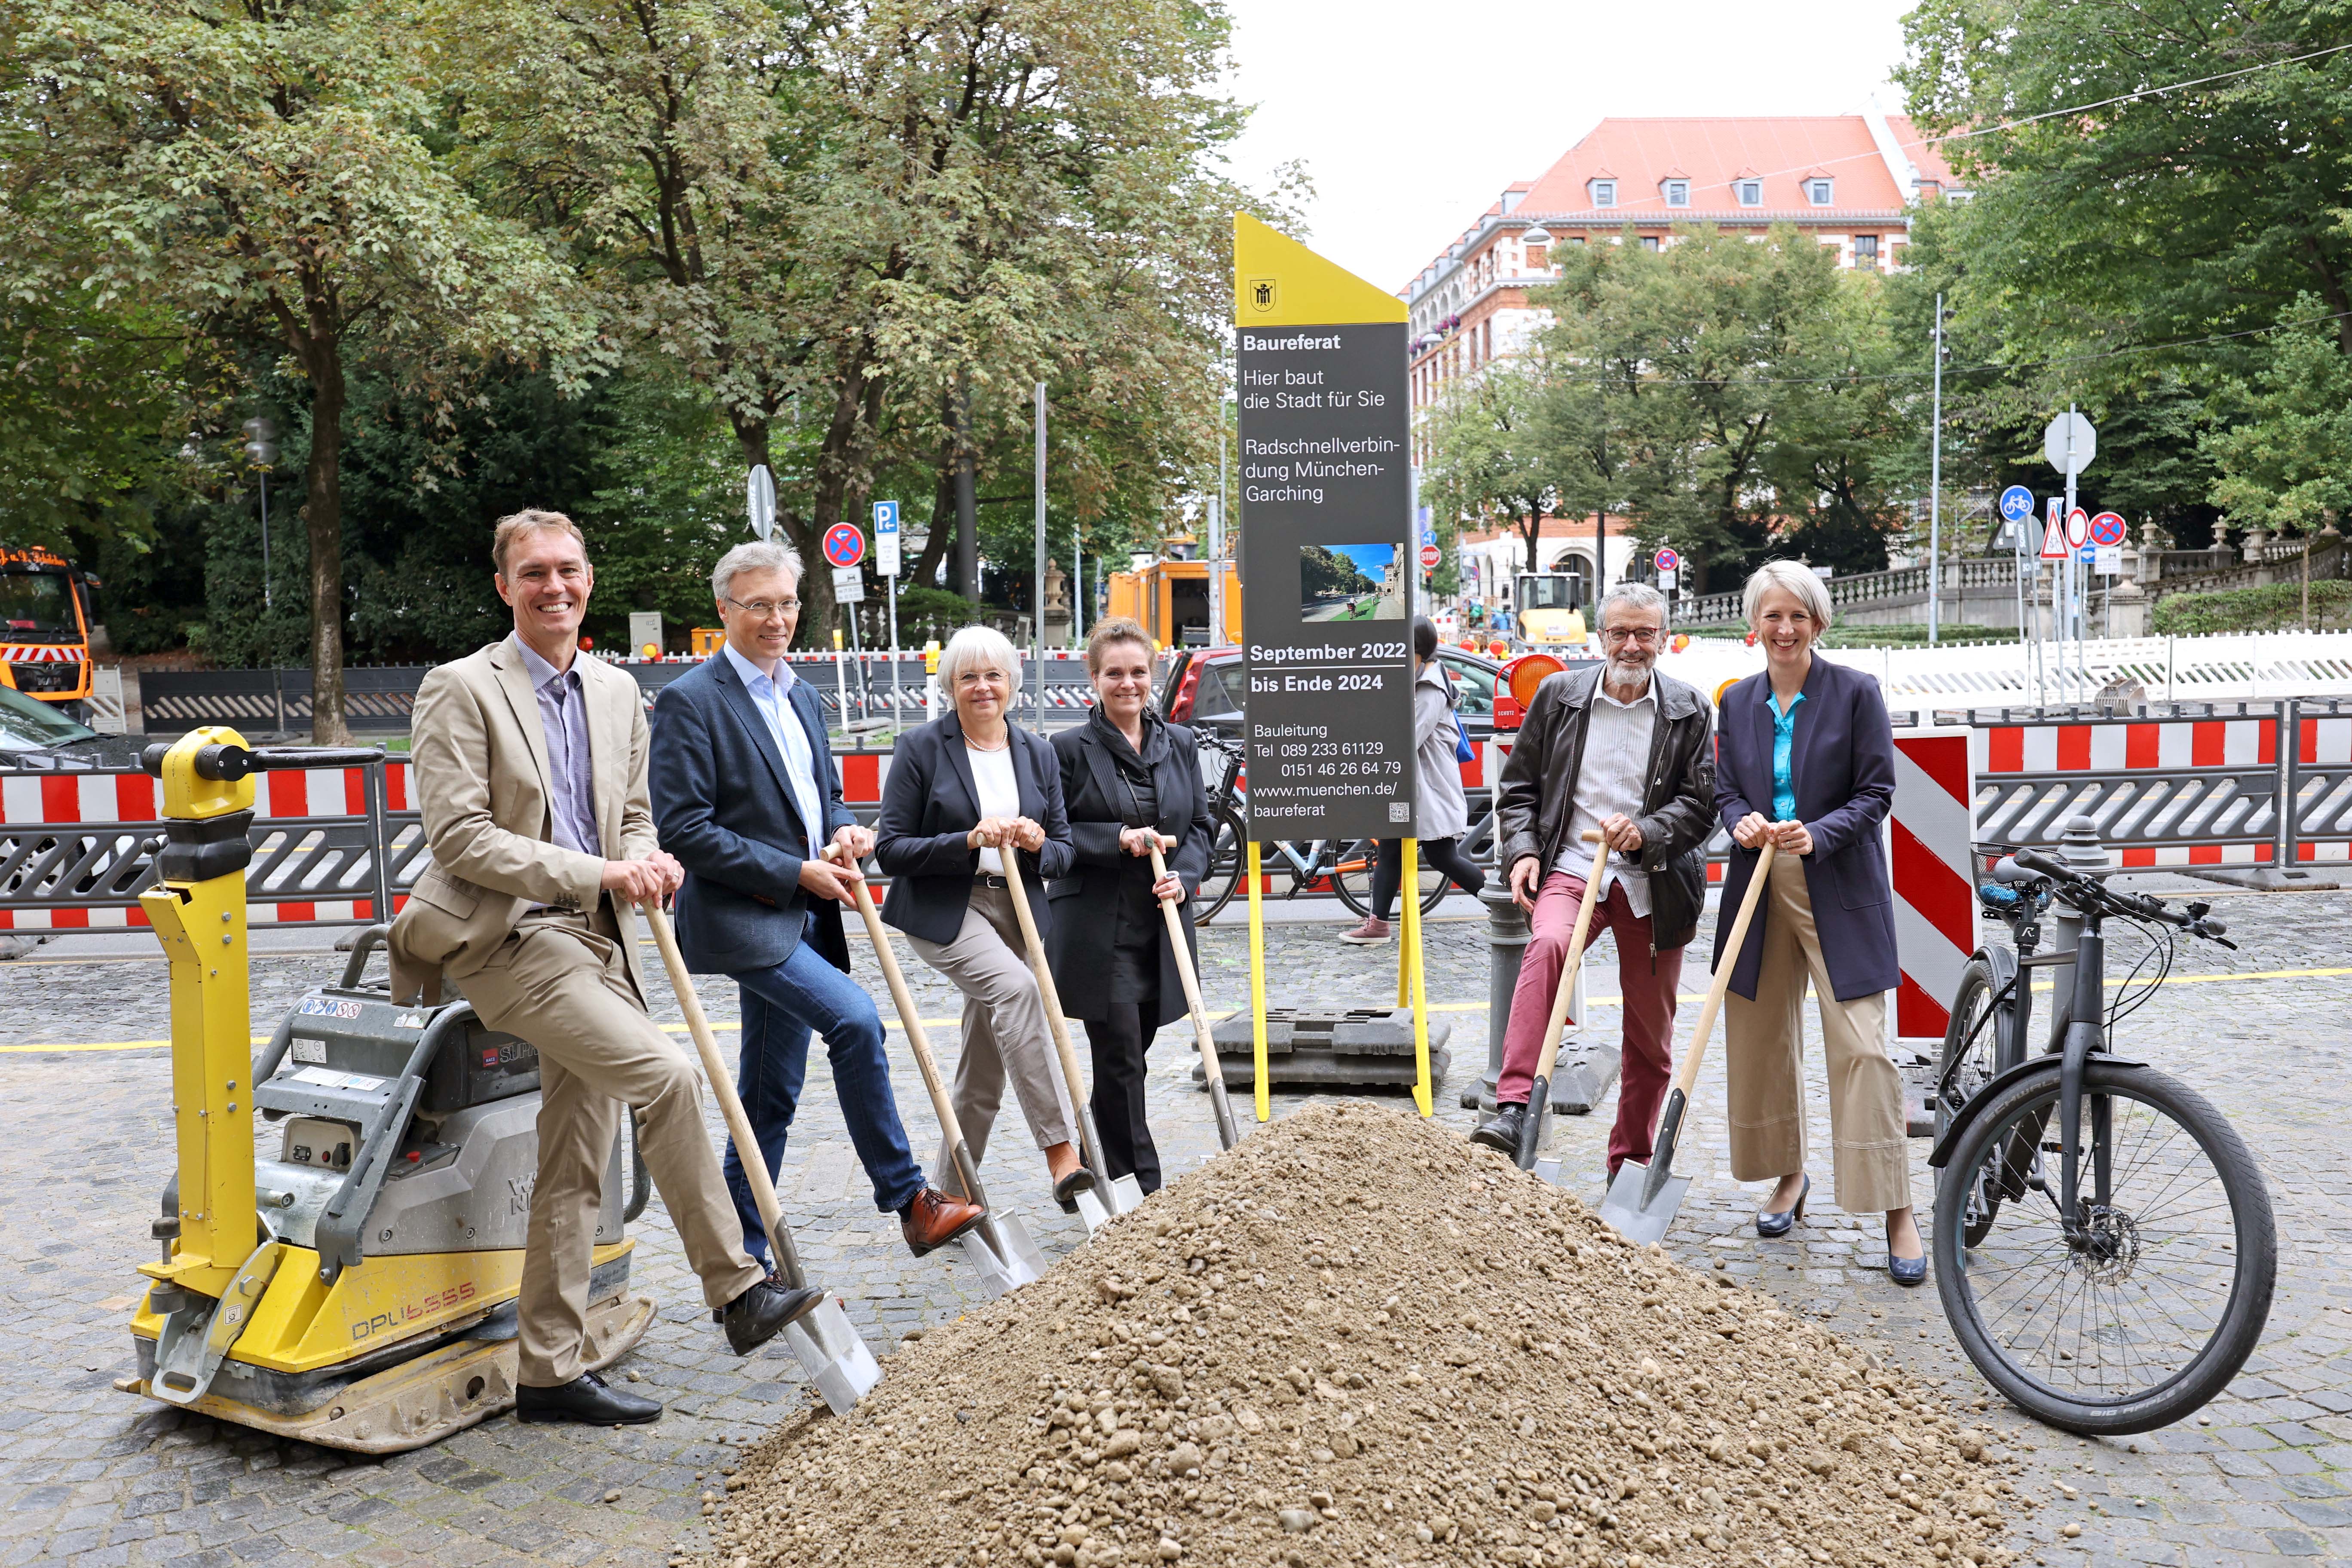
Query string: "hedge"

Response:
xmin=2150 ymin=579 xmax=2352 ymax=636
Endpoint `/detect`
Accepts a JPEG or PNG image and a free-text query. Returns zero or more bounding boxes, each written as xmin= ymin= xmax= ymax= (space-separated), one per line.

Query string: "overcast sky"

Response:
xmin=1220 ymin=0 xmax=1920 ymax=293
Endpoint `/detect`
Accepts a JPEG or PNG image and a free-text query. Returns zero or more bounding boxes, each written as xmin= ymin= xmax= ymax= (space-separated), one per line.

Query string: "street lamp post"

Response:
xmin=242 ymin=417 xmax=283 ymax=734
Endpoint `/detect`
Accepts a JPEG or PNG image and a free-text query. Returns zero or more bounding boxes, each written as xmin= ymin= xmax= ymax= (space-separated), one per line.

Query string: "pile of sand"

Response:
xmin=699 ymin=1104 xmax=2025 ymax=1568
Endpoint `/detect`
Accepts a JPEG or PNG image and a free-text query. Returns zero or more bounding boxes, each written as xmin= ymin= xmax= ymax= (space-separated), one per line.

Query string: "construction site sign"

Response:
xmin=1231 ymin=211 xmax=1417 ymax=845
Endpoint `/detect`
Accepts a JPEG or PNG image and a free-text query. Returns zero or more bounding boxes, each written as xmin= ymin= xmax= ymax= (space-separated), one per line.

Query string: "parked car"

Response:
xmin=0 ymin=684 xmax=138 ymax=766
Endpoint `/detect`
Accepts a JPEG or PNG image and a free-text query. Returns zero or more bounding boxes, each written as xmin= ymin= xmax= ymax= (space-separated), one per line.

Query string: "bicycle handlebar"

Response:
xmin=2010 ymin=847 xmax=2230 ymax=942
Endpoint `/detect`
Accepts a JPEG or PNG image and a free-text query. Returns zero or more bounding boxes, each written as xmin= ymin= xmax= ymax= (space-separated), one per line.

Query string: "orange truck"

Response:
xmin=0 ymin=546 xmax=101 ymax=711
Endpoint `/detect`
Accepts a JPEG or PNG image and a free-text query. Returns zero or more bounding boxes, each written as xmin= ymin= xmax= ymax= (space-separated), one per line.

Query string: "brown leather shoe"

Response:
xmin=900 ymin=1187 xmax=987 ymax=1257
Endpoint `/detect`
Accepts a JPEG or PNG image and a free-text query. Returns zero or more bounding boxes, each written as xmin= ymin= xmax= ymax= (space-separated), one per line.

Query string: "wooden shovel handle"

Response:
xmin=822 ymin=845 xmax=982 ymax=1202
xmin=1668 ymin=839 xmax=1776 ymax=1100
xmin=994 ymin=848 xmax=1106 ymax=1176
xmin=639 ymin=899 xmax=806 ymax=1289
xmin=1149 ymin=840 xmax=1227 ymax=1090
xmin=1530 ymin=830 xmax=1610 ymax=1088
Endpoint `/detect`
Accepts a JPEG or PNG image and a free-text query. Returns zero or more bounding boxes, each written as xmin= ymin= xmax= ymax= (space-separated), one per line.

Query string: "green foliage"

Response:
xmin=2152 ymin=579 xmax=2352 ymax=635
xmin=885 ymin=586 xmax=985 ymax=646
xmin=2205 ymin=311 xmax=2352 ymax=532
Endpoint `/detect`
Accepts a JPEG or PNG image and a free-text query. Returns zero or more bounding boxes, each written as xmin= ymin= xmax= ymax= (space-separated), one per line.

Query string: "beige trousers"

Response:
xmin=908 ymin=883 xmax=1076 ymax=1188
xmin=1722 ymin=852 xmax=1911 ymax=1215
xmin=458 ymin=907 xmax=765 ymax=1386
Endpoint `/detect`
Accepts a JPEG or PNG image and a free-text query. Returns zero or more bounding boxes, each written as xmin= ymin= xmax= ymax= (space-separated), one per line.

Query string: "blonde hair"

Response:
xmin=939 ymin=624 xmax=1021 ymax=690
xmin=492 ymin=508 xmax=588 ymax=576
xmin=1742 ymin=560 xmax=1834 ymax=635
xmin=1084 ymin=616 xmax=1154 ymax=674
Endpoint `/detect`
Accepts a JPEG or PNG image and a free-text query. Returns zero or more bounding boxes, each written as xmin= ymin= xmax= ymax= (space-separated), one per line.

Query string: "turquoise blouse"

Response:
xmin=1766 ymin=689 xmax=1806 ymax=822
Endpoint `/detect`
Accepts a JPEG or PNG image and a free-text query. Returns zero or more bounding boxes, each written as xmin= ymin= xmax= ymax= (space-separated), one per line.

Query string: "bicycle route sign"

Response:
xmin=1232 ymin=212 xmax=1417 ymax=843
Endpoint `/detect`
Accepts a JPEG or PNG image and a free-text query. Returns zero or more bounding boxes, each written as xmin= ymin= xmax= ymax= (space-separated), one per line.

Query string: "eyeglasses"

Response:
xmin=723 ymin=595 xmax=800 ymax=619
xmin=1600 ymin=625 xmax=1664 ymax=644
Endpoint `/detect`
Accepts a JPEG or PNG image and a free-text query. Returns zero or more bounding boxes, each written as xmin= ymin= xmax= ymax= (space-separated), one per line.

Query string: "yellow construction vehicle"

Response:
xmin=1511 ymin=570 xmax=1589 ymax=650
xmin=121 ymin=728 xmax=651 ymax=1452
xmin=1105 ymin=556 xmax=1241 ymax=647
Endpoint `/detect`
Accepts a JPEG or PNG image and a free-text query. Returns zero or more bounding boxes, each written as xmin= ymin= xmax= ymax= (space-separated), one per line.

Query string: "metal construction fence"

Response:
xmin=5 ymin=698 xmax=2346 ymax=939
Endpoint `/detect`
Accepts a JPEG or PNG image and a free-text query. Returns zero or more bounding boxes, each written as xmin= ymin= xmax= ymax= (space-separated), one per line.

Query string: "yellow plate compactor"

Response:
xmin=120 ymin=728 xmax=654 ymax=1452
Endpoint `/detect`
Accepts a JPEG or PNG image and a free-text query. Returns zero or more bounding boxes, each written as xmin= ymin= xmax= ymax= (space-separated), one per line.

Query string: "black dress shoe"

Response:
xmin=1469 ymin=1102 xmax=1528 ymax=1155
xmin=516 ymin=1370 xmax=661 ymax=1426
xmin=1052 ymin=1166 xmax=1098 ymax=1214
xmin=717 ymin=1276 xmax=824 ymax=1355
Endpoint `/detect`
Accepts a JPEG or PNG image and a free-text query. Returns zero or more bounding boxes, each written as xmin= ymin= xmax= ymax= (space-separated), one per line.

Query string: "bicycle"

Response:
xmin=1929 ymin=828 xmax=2276 ymax=1434
xmin=1190 ymin=735 xmax=1451 ymax=923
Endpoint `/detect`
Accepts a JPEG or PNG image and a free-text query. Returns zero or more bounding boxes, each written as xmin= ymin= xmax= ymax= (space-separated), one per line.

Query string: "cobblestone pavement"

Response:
xmin=3 ymin=878 xmax=2349 ymax=1567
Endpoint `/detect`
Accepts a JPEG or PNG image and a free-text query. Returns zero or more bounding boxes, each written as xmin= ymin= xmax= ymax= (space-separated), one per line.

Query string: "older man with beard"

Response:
xmin=1470 ymin=583 xmax=1717 ymax=1181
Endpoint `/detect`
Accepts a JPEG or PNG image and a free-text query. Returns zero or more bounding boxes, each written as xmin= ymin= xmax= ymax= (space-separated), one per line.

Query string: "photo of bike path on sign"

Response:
xmin=1300 ymin=542 xmax=1405 ymax=622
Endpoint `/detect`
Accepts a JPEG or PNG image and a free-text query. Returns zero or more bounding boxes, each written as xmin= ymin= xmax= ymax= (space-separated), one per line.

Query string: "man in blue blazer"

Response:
xmin=649 ymin=542 xmax=984 ymax=1261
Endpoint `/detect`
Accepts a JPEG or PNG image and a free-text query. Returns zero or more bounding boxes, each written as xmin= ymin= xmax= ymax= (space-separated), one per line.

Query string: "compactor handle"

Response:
xmin=141 ymin=741 xmax=385 ymax=781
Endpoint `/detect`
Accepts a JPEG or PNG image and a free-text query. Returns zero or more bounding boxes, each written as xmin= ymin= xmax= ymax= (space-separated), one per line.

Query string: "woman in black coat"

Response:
xmin=1047 ymin=618 xmax=1214 ymax=1195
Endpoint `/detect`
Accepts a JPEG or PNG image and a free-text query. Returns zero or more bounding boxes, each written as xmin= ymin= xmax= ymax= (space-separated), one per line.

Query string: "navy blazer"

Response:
xmin=1046 ymin=712 xmax=1216 ymax=1026
xmin=1712 ymin=655 xmax=1899 ymax=1002
xmin=873 ymin=711 xmax=1073 ymax=948
xmin=648 ymin=652 xmax=858 ymax=977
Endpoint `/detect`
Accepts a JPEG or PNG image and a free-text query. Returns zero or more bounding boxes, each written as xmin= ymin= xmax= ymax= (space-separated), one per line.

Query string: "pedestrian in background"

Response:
xmin=1713 ymin=560 xmax=1923 ymax=1285
xmin=874 ymin=625 xmax=1096 ymax=1211
xmin=1340 ymin=615 xmax=1488 ymax=944
xmin=1047 ymin=617 xmax=1213 ymax=1195
xmin=1470 ymin=584 xmax=1716 ymax=1178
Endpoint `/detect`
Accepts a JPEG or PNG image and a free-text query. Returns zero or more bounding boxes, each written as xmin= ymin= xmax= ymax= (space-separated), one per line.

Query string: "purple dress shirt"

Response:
xmin=511 ymin=635 xmax=601 ymax=857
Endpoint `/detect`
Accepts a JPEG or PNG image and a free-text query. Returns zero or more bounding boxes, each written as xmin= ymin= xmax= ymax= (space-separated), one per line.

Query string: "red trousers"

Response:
xmin=1498 ymin=871 xmax=1685 ymax=1176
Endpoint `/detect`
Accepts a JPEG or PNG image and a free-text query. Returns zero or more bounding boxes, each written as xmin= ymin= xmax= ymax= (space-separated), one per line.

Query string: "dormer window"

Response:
xmin=1736 ymin=180 xmax=1763 ymax=207
xmin=1590 ymin=179 xmax=1617 ymax=209
xmin=1663 ymin=180 xmax=1690 ymax=208
xmin=1806 ymin=178 xmax=1834 ymax=206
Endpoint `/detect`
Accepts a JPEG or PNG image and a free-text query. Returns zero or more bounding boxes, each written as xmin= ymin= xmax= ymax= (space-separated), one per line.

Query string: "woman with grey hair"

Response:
xmin=874 ymin=625 xmax=1095 ymax=1209
xmin=1712 ymin=560 xmax=1922 ymax=1285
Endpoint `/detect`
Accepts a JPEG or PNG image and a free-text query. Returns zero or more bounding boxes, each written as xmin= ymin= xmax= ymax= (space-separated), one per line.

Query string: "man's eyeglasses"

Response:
xmin=723 ymin=595 xmax=800 ymax=620
xmin=1600 ymin=625 xmax=1665 ymax=644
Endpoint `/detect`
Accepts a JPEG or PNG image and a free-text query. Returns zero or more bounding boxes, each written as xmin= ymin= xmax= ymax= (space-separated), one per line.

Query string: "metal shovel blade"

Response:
xmin=956 ymin=1214 xmax=1048 ymax=1295
xmin=1533 ymin=1156 xmax=1567 ymax=1188
xmin=1596 ymin=1158 xmax=1691 ymax=1247
xmin=781 ymin=1297 xmax=882 ymax=1417
xmin=1072 ymin=1173 xmax=1146 ymax=1234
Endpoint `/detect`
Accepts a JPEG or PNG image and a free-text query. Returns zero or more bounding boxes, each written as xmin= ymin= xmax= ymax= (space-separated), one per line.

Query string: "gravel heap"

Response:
xmin=700 ymin=1103 xmax=2024 ymax=1568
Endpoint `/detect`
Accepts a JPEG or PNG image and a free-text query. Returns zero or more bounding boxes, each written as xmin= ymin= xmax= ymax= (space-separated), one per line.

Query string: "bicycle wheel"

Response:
xmin=1933 ymin=1059 xmax=2275 ymax=1434
xmin=1194 ymin=801 xmax=1247 ymax=924
xmin=1936 ymin=959 xmax=2017 ymax=1246
xmin=1329 ymin=841 xmax=1451 ymax=919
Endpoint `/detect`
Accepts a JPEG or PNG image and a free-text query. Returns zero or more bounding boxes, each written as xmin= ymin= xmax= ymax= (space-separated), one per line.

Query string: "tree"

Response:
xmin=1417 ymin=361 xmax=1558 ymax=593
xmin=446 ymin=0 xmax=1253 ymax=650
xmin=4 ymin=0 xmax=586 ymax=738
xmin=2205 ymin=309 xmax=2352 ymax=532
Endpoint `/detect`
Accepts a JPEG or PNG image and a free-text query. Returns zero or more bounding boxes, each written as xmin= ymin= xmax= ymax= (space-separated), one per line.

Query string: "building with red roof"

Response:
xmin=1406 ymin=111 xmax=1961 ymax=420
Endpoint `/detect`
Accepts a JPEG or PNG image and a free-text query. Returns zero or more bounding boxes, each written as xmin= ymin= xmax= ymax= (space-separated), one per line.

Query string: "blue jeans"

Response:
xmin=724 ymin=913 xmax=925 ymax=1262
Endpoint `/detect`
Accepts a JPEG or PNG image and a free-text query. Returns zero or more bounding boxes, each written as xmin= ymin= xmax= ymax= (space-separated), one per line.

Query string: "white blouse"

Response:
xmin=966 ymin=744 xmax=1021 ymax=873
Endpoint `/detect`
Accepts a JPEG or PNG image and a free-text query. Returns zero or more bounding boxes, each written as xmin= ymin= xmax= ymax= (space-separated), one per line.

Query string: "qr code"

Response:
xmin=1388 ymin=802 xmax=1411 ymax=823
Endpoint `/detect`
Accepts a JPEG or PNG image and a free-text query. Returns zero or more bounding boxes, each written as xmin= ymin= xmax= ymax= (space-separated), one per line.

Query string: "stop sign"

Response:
xmin=1418 ymin=543 xmax=1441 ymax=570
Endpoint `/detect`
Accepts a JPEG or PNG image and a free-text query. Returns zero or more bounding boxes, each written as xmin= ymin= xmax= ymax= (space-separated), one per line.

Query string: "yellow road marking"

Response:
xmin=9 ymin=967 xmax=2349 ymax=1054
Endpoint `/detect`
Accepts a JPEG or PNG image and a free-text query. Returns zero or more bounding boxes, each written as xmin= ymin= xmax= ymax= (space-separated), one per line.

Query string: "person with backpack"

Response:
xmin=1338 ymin=616 xmax=1489 ymax=944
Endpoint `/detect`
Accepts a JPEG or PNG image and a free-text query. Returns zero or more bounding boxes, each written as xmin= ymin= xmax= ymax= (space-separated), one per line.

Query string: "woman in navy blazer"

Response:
xmin=1712 ymin=561 xmax=1923 ymax=1285
xmin=874 ymin=625 xmax=1093 ymax=1210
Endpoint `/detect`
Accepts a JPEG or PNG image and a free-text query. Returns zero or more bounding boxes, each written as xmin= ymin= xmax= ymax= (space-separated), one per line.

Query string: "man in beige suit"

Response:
xmin=390 ymin=508 xmax=818 ymax=1427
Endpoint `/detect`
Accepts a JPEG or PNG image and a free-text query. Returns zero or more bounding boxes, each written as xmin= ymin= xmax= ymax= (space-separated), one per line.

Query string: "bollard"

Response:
xmin=1467 ymin=882 xmax=1607 ymax=1116
xmin=1466 ymin=886 xmax=1528 ymax=1109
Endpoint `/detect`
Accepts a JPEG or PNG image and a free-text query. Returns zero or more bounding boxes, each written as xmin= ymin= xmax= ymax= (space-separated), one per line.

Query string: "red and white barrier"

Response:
xmin=1889 ymin=729 xmax=1978 ymax=1042
xmin=1974 ymin=717 xmax=2277 ymax=868
xmin=2296 ymin=714 xmax=2352 ymax=866
xmin=0 ymin=763 xmax=408 ymax=930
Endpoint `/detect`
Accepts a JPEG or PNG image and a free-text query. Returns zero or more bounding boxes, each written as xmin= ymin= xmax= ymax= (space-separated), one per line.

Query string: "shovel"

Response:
xmin=1596 ymin=839 xmax=1777 ymax=1246
xmin=996 ymin=846 xmax=1143 ymax=1230
xmin=638 ymin=900 xmax=882 ymax=1415
xmin=825 ymin=846 xmax=1048 ymax=1295
xmin=1149 ymin=838 xmax=1239 ymax=1152
xmin=1516 ymin=831 xmax=1609 ymax=1180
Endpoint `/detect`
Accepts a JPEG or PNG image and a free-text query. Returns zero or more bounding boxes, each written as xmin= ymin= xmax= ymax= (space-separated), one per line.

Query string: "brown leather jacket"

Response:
xmin=1494 ymin=664 xmax=1717 ymax=952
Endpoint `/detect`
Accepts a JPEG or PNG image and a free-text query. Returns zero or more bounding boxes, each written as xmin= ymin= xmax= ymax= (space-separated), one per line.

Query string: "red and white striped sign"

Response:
xmin=1889 ymin=728 xmax=1977 ymax=1042
xmin=0 ymin=763 xmax=409 ymax=930
xmin=0 ymin=644 xmax=84 ymax=663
